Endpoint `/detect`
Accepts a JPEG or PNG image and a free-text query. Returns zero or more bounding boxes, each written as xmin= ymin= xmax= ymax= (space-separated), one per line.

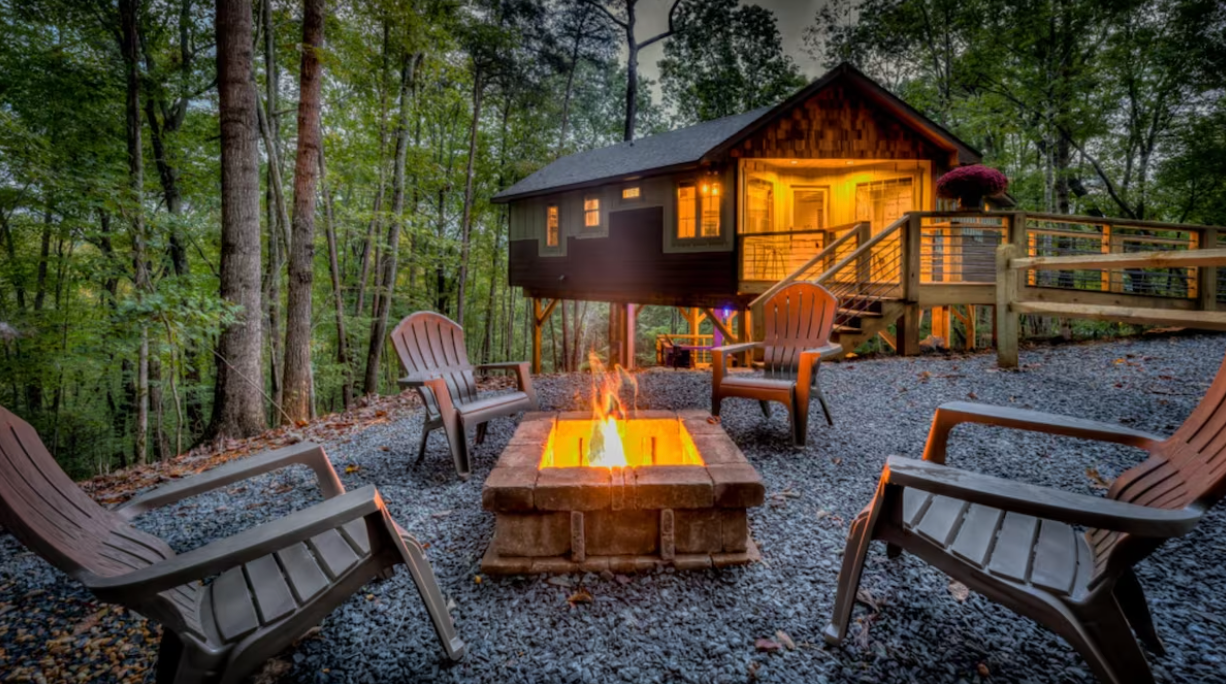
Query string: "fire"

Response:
xmin=585 ymin=352 xmax=636 ymax=468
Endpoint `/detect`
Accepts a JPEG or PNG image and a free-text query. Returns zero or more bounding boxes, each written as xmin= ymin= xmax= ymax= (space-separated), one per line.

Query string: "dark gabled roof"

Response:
xmin=492 ymin=63 xmax=982 ymax=204
xmin=491 ymin=106 xmax=771 ymax=202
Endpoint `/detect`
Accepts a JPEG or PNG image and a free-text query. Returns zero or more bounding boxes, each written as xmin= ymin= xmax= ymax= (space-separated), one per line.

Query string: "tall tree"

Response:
xmin=660 ymin=0 xmax=804 ymax=124
xmin=282 ymin=0 xmax=326 ymax=423
xmin=585 ymin=0 xmax=681 ymax=141
xmin=209 ymin=0 xmax=265 ymax=439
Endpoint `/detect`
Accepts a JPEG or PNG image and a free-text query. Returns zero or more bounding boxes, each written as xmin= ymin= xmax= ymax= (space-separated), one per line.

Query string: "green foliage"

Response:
xmin=660 ymin=0 xmax=805 ymax=125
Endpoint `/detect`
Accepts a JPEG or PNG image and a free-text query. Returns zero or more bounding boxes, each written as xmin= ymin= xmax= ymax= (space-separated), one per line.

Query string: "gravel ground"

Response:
xmin=3 ymin=334 xmax=1226 ymax=683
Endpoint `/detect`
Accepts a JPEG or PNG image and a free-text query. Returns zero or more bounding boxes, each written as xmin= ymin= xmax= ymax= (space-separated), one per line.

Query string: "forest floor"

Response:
xmin=3 ymin=334 xmax=1226 ymax=683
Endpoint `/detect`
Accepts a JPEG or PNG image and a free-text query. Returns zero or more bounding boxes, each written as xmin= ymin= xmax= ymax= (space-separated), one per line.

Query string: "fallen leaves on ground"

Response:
xmin=775 ymin=630 xmax=795 ymax=650
xmin=948 ymin=581 xmax=970 ymax=602
xmin=1086 ymin=467 xmax=1114 ymax=490
xmin=250 ymin=658 xmax=292 ymax=684
xmin=566 ymin=588 xmax=593 ymax=608
xmin=855 ymin=588 xmax=883 ymax=613
xmin=977 ymin=662 xmax=991 ymax=677
xmin=754 ymin=637 xmax=782 ymax=653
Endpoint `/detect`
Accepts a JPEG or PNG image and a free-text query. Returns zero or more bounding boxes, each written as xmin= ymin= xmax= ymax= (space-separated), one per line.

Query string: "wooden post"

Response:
xmin=931 ymin=306 xmax=950 ymax=346
xmin=996 ymin=244 xmax=1021 ymax=368
xmin=531 ymin=297 xmax=559 ymax=374
xmin=896 ymin=213 xmax=922 ymax=356
xmin=1198 ymin=228 xmax=1219 ymax=312
xmin=532 ymin=298 xmax=543 ymax=374
xmin=624 ymin=303 xmax=636 ymax=369
xmin=737 ymin=304 xmax=751 ymax=366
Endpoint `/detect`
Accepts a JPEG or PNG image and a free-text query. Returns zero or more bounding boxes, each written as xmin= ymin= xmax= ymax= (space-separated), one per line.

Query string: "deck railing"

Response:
xmin=743 ymin=222 xmax=869 ymax=306
xmin=995 ymin=244 xmax=1226 ymax=367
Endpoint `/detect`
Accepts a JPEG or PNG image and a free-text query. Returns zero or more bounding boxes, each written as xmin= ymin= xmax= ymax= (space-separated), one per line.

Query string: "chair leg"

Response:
xmin=1069 ymin=595 xmax=1155 ymax=684
xmin=1115 ymin=569 xmax=1165 ymax=656
xmin=885 ymin=543 xmax=902 ymax=559
xmin=475 ymin=423 xmax=488 ymax=446
xmin=791 ymin=388 xmax=810 ymax=447
xmin=416 ymin=424 xmax=433 ymax=466
xmin=758 ymin=400 xmax=771 ymax=420
xmin=711 ymin=393 xmax=723 ymax=418
xmin=815 ymin=384 xmax=834 ymax=427
xmin=156 ymin=630 xmax=222 ymax=684
xmin=824 ymin=511 xmax=875 ymax=645
xmin=392 ymin=523 xmax=467 ymax=661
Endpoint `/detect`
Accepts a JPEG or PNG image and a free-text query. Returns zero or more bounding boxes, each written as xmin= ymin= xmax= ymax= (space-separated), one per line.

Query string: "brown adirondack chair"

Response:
xmin=825 ymin=355 xmax=1226 ymax=684
xmin=0 ymin=406 xmax=466 ymax=684
xmin=710 ymin=283 xmax=841 ymax=446
xmin=392 ymin=311 xmax=538 ymax=479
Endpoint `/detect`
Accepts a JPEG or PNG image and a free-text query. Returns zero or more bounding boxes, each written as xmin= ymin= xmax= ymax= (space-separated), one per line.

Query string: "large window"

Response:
xmin=792 ymin=186 xmax=828 ymax=231
xmin=546 ymin=204 xmax=559 ymax=246
xmin=677 ymin=182 xmax=697 ymax=238
xmin=677 ymin=179 xmax=721 ymax=239
xmin=745 ymin=178 xmax=773 ymax=234
xmin=584 ymin=195 xmax=601 ymax=228
xmin=701 ymin=182 xmax=721 ymax=237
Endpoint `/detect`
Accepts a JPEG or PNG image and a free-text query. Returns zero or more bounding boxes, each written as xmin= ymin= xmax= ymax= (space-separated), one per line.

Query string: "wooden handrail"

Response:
xmin=747 ymin=221 xmax=869 ymax=308
xmin=1010 ymin=248 xmax=1226 ymax=272
xmin=737 ymin=221 xmax=865 ymax=241
xmin=1022 ymin=212 xmax=1226 ymax=234
xmin=814 ymin=215 xmax=910 ymax=286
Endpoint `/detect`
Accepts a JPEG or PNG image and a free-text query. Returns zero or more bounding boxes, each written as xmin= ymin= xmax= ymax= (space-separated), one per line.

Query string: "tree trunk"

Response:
xmin=260 ymin=0 xmax=286 ymax=412
xmin=319 ymin=145 xmax=352 ymax=408
xmin=120 ymin=0 xmax=150 ymax=464
xmin=624 ymin=37 xmax=638 ymax=142
xmin=208 ymin=0 xmax=266 ymax=440
xmin=363 ymin=55 xmax=416 ymax=395
xmin=455 ymin=67 xmax=484 ymax=327
xmin=282 ymin=0 xmax=326 ymax=424
xmin=354 ymin=22 xmax=392 ymax=319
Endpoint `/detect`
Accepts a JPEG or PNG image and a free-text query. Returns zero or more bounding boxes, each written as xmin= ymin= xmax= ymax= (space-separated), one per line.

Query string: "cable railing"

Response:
xmin=746 ymin=221 xmax=868 ymax=309
xmin=919 ymin=214 xmax=1008 ymax=284
xmin=812 ymin=215 xmax=909 ymax=330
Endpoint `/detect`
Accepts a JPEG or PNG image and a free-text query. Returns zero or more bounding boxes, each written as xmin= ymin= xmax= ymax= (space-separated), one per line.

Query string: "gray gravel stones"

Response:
xmin=2 ymin=334 xmax=1225 ymax=683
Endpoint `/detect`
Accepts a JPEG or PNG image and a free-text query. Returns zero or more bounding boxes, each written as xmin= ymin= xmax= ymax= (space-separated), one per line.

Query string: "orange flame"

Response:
xmin=586 ymin=352 xmax=637 ymax=468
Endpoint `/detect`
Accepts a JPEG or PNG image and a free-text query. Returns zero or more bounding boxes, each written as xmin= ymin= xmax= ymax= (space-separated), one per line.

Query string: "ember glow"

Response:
xmin=586 ymin=352 xmax=634 ymax=468
xmin=537 ymin=353 xmax=703 ymax=469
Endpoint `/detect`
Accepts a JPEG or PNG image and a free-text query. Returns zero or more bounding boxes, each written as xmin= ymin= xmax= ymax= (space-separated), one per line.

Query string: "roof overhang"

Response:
xmin=490 ymin=160 xmax=707 ymax=204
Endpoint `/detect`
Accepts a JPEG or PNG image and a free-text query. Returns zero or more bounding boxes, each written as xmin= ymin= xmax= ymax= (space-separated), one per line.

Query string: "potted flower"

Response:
xmin=936 ymin=165 xmax=1008 ymax=211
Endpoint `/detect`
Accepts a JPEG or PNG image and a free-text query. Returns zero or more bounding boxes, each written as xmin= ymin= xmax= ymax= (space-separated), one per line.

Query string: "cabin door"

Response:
xmin=855 ymin=178 xmax=913 ymax=282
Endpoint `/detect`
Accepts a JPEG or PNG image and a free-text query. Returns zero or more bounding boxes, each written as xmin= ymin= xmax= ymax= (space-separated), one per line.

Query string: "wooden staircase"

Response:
xmin=833 ymin=297 xmax=905 ymax=353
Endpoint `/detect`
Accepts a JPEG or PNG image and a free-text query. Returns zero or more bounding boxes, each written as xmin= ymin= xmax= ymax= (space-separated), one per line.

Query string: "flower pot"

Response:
xmin=958 ymin=195 xmax=984 ymax=211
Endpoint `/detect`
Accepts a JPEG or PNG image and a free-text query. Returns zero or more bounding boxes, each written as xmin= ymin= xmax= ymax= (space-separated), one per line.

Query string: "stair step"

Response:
xmin=834 ymin=324 xmax=862 ymax=334
xmin=838 ymin=308 xmax=882 ymax=318
xmin=839 ymin=294 xmax=902 ymax=304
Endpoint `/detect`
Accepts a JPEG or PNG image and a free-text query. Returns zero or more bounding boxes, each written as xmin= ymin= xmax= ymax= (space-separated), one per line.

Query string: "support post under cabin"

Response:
xmin=996 ymin=243 xmax=1021 ymax=368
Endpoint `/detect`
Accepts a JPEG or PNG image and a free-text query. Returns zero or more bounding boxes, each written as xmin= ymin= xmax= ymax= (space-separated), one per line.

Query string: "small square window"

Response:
xmin=584 ymin=196 xmax=600 ymax=227
xmin=622 ymin=186 xmax=641 ymax=200
xmin=546 ymin=205 xmax=559 ymax=247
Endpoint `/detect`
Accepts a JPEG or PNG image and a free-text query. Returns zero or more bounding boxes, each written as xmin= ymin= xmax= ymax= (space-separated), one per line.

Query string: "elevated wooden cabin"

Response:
xmin=493 ymin=63 xmax=984 ymax=369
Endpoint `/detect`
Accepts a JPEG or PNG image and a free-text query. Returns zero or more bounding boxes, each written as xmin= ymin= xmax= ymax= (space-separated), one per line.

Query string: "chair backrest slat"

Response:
xmin=1091 ymin=352 xmax=1226 ymax=583
xmin=761 ymin=283 xmax=837 ymax=377
xmin=391 ymin=312 xmax=479 ymax=405
xmin=0 ymin=407 xmax=174 ymax=580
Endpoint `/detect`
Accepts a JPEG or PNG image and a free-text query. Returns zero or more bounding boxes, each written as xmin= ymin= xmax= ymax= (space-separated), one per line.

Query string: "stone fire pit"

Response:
xmin=480 ymin=410 xmax=764 ymax=575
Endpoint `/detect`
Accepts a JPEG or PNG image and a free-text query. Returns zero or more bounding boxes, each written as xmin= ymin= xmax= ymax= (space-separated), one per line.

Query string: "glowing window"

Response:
xmin=584 ymin=196 xmax=600 ymax=227
xmin=700 ymin=182 xmax=721 ymax=237
xmin=546 ymin=205 xmax=559 ymax=246
xmin=622 ymin=186 xmax=641 ymax=200
xmin=677 ymin=182 xmax=696 ymax=238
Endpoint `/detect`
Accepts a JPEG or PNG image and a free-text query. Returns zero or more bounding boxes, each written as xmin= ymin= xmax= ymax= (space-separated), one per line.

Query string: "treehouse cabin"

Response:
xmin=494 ymin=63 xmax=1223 ymax=371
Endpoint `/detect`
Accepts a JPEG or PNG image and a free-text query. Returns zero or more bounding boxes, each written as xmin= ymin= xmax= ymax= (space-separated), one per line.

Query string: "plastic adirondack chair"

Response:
xmin=710 ymin=283 xmax=841 ymax=446
xmin=392 ymin=311 xmax=538 ymax=480
xmin=0 ymin=406 xmax=465 ymax=684
xmin=825 ymin=355 xmax=1226 ymax=684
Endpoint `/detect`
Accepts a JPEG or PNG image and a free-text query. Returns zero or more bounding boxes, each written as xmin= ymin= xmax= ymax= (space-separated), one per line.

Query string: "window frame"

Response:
xmin=583 ymin=194 xmax=602 ymax=230
xmin=545 ymin=203 xmax=560 ymax=248
xmin=619 ymin=185 xmax=643 ymax=205
xmin=674 ymin=176 xmax=724 ymax=244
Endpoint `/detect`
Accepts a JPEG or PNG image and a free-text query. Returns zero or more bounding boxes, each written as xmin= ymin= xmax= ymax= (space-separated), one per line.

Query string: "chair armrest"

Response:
xmin=88 ymin=486 xmax=386 ymax=599
xmin=922 ymin=401 xmax=1166 ymax=464
xmin=802 ymin=342 xmax=843 ymax=360
xmin=712 ymin=342 xmax=762 ymax=388
xmin=711 ymin=342 xmax=761 ymax=357
xmin=476 ymin=361 xmax=538 ymax=410
xmin=113 ymin=442 xmax=346 ymax=522
xmin=883 ymin=456 xmax=1199 ymax=538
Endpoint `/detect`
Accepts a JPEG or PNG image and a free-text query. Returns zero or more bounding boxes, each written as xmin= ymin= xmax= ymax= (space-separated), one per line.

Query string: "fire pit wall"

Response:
xmin=481 ymin=410 xmax=765 ymax=575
